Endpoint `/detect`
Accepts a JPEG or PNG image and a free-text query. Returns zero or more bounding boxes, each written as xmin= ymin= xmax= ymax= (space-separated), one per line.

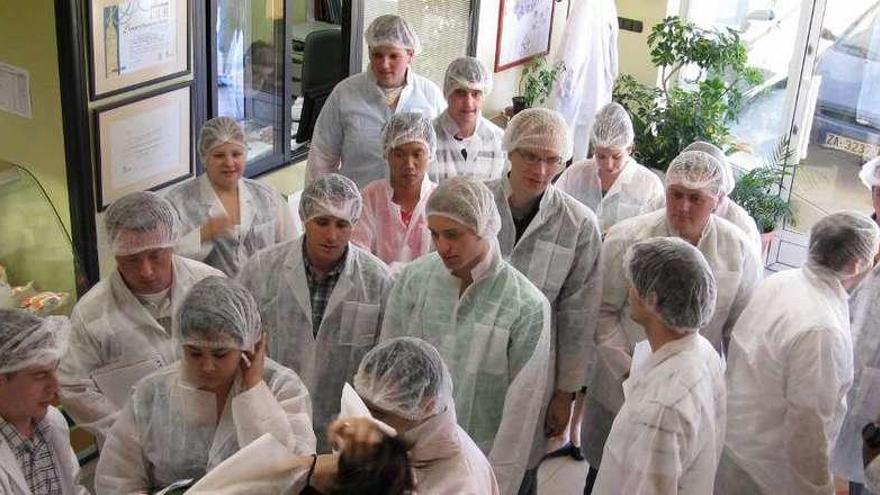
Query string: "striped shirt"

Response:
xmin=431 ymin=111 xmax=507 ymax=183
xmin=0 ymin=417 xmax=62 ymax=495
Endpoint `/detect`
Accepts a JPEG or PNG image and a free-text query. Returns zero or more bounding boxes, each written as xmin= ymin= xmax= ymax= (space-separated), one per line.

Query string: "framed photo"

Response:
xmin=494 ymin=0 xmax=557 ymax=72
xmin=89 ymin=0 xmax=190 ymax=99
xmin=94 ymin=83 xmax=192 ymax=210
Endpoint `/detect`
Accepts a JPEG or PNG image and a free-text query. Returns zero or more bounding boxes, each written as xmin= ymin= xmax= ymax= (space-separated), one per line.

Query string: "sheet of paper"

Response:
xmin=91 ymin=356 xmax=162 ymax=408
xmin=111 ymin=0 xmax=177 ymax=76
xmin=107 ymin=102 xmax=181 ymax=191
xmin=0 ymin=61 xmax=31 ymax=118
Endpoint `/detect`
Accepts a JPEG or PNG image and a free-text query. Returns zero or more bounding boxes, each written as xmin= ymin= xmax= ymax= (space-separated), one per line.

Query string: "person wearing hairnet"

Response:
xmin=380 ymin=176 xmax=552 ymax=494
xmin=486 ymin=108 xmax=602 ymax=486
xmin=593 ymin=237 xmax=725 ymax=493
xmin=351 ymin=337 xmax=500 ymax=493
xmin=431 ymin=56 xmax=505 ymax=183
xmin=833 ymin=158 xmax=880 ymax=495
xmin=352 ymin=112 xmax=437 ymax=269
xmin=95 ymin=276 xmax=316 ymax=493
xmin=165 ymin=116 xmax=296 ymax=276
xmin=582 ymin=149 xmax=761 ymax=491
xmin=307 ymin=15 xmax=445 ymax=188
xmin=237 ymin=174 xmax=393 ymax=452
xmin=681 ymin=141 xmax=762 ymax=258
xmin=716 ymin=212 xmax=880 ymax=495
xmin=0 ymin=310 xmax=88 ymax=495
xmin=555 ymin=102 xmax=665 ymax=233
xmin=58 ymin=192 xmax=223 ymax=444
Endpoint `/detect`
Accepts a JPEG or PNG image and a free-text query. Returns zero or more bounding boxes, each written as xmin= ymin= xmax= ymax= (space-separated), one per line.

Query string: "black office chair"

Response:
xmin=295 ymin=28 xmax=343 ymax=143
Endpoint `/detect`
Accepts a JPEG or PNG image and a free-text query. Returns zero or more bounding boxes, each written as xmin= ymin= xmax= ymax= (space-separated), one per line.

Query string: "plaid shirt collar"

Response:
xmin=302 ymin=239 xmax=348 ymax=282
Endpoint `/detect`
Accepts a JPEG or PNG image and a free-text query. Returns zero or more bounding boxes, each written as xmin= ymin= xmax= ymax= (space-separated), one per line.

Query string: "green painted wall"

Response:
xmin=0 ymin=0 xmax=77 ymax=303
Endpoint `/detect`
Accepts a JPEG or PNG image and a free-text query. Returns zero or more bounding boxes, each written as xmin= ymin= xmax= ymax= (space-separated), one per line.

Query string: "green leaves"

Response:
xmin=518 ymin=57 xmax=565 ymax=108
xmin=729 ymin=139 xmax=796 ymax=233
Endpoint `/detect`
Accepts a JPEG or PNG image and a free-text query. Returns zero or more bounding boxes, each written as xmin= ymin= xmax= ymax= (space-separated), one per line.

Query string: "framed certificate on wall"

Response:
xmin=89 ymin=0 xmax=190 ymax=99
xmin=494 ymin=0 xmax=557 ymax=72
xmin=94 ymin=83 xmax=192 ymax=210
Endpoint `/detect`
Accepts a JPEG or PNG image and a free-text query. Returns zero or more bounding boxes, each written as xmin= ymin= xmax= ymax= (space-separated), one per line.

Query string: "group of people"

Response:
xmin=3 ymin=12 xmax=880 ymax=495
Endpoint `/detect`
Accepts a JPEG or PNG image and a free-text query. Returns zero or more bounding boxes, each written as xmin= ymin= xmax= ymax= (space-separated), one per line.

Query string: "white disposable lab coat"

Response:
xmin=58 ymin=255 xmax=223 ymax=442
xmin=95 ymin=360 xmax=316 ymax=494
xmin=0 ymin=407 xmax=88 ymax=495
xmin=582 ymin=209 xmax=760 ymax=468
xmin=380 ymin=247 xmax=551 ymax=494
xmin=715 ymin=196 xmax=763 ymax=261
xmin=869 ymin=456 xmax=880 ymax=493
xmin=237 ymin=238 xmax=393 ymax=452
xmin=548 ymin=0 xmax=619 ymax=160
xmin=431 ymin=111 xmax=506 ymax=183
xmin=351 ymin=177 xmax=436 ymax=267
xmin=165 ymin=174 xmax=296 ymax=276
xmin=718 ymin=264 xmax=853 ymax=495
xmin=555 ymin=157 xmax=665 ymax=232
xmin=593 ymin=334 xmax=726 ymax=495
xmin=307 ymin=70 xmax=446 ymax=188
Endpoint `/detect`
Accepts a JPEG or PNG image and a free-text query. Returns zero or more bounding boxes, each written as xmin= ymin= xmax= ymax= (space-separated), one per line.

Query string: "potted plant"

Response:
xmin=613 ymin=16 xmax=763 ymax=170
xmin=513 ymin=56 xmax=565 ymax=115
xmin=729 ymin=139 xmax=797 ymax=261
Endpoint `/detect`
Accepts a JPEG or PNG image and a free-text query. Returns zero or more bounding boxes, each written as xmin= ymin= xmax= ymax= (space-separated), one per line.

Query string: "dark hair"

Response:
xmin=328 ymin=435 xmax=415 ymax=495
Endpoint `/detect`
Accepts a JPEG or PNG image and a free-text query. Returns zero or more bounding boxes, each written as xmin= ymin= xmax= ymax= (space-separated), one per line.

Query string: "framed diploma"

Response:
xmin=94 ymin=83 xmax=192 ymax=210
xmin=494 ymin=0 xmax=556 ymax=72
xmin=89 ymin=0 xmax=190 ymax=99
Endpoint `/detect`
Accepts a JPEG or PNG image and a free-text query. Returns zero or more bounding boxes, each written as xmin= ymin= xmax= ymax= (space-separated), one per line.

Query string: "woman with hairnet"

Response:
xmin=833 ymin=158 xmax=880 ymax=495
xmin=380 ymin=176 xmax=552 ymax=494
xmin=95 ymin=276 xmax=316 ymax=493
xmin=352 ymin=112 xmax=437 ymax=269
xmin=681 ymin=141 xmax=762 ymax=258
xmin=307 ymin=15 xmax=446 ymax=188
xmin=582 ymin=149 xmax=762 ymax=492
xmin=593 ymin=237 xmax=725 ymax=494
xmin=717 ymin=212 xmax=880 ymax=495
xmin=237 ymin=174 xmax=393 ymax=452
xmin=431 ymin=56 xmax=506 ymax=183
xmin=165 ymin=116 xmax=295 ymax=276
xmin=486 ymin=108 xmax=602 ymax=484
xmin=0 ymin=310 xmax=87 ymax=495
xmin=59 ymin=191 xmax=223 ymax=444
xmin=555 ymin=102 xmax=665 ymax=233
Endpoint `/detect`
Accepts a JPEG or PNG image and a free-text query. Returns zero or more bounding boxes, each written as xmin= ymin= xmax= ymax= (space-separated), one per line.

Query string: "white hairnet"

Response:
xmin=859 ymin=156 xmax=880 ymax=189
xmin=179 ymin=276 xmax=262 ymax=351
xmin=0 ymin=309 xmax=70 ymax=374
xmin=443 ymin=56 xmax=492 ymax=97
xmin=682 ymin=141 xmax=735 ymax=195
xmin=382 ymin=112 xmax=437 ymax=158
xmin=502 ymin=108 xmax=574 ymax=162
xmin=105 ymin=191 xmax=178 ymax=256
xmin=364 ymin=15 xmax=421 ymax=54
xmin=590 ymin=102 xmax=635 ymax=150
xmin=299 ymin=173 xmax=362 ymax=224
xmin=624 ymin=237 xmax=717 ymax=333
xmin=808 ymin=211 xmax=880 ymax=278
xmin=354 ymin=337 xmax=452 ymax=421
xmin=665 ymin=150 xmax=726 ymax=197
xmin=198 ymin=116 xmax=246 ymax=161
xmin=426 ymin=176 xmax=501 ymax=238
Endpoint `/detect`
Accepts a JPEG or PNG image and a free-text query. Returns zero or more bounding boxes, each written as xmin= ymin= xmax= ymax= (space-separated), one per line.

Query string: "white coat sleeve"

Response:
xmin=783 ymin=327 xmax=850 ymax=495
xmin=95 ymin=402 xmax=151 ymax=495
xmin=273 ymin=191 xmax=297 ymax=244
xmin=489 ymin=298 xmax=551 ymax=494
xmin=555 ymin=216 xmax=603 ymax=392
xmin=231 ymin=377 xmax=316 ymax=456
xmin=722 ymin=243 xmax=762 ymax=352
xmin=176 ymin=226 xmax=213 ymax=262
xmin=595 ymin=234 xmax=634 ymax=382
xmin=306 ymin=90 xmax=344 ymax=183
xmin=57 ymin=310 xmax=121 ymax=442
xmin=379 ymin=266 xmax=416 ymax=340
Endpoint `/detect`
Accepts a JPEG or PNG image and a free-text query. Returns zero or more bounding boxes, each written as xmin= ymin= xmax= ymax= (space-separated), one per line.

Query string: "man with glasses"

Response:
xmin=486 ymin=108 xmax=603 ymax=493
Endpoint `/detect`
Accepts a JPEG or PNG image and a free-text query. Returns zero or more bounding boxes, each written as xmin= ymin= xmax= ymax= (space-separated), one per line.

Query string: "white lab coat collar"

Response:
xmin=603 ymin=157 xmax=639 ymax=198
xmin=365 ymin=67 xmax=414 ymax=111
xmin=438 ymin=109 xmax=485 ymax=139
xmin=376 ymin=175 xmax=436 ymax=214
xmin=109 ymin=256 xmax=190 ymax=338
xmin=623 ymin=333 xmax=699 ymax=398
xmin=802 ymin=262 xmax=850 ymax=304
xmin=197 ymin=174 xmax=256 ymax=235
xmin=460 ymin=238 xmax=502 ymax=286
xmin=281 ymin=236 xmax=354 ymax=329
xmin=498 ymin=175 xmax=561 ymax=245
xmin=664 ymin=210 xmax=715 ymax=247
xmin=403 ymin=405 xmax=460 ymax=465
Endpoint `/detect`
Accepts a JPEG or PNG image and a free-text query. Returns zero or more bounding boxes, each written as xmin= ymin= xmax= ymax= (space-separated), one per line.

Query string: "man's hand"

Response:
xmin=200 ymin=216 xmax=234 ymax=242
xmin=544 ymin=390 xmax=575 ymax=438
xmin=328 ymin=418 xmax=385 ymax=462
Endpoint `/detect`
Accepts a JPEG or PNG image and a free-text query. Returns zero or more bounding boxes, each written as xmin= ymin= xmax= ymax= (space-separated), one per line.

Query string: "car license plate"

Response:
xmin=823 ymin=133 xmax=880 ymax=159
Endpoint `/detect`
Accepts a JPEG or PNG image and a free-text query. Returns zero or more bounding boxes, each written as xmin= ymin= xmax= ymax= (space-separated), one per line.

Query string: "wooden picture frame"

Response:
xmin=94 ymin=83 xmax=193 ymax=210
xmin=494 ymin=0 xmax=556 ymax=72
xmin=89 ymin=0 xmax=190 ymax=99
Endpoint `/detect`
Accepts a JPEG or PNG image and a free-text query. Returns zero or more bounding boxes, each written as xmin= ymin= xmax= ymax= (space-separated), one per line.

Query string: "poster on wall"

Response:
xmin=89 ymin=0 xmax=189 ymax=99
xmin=94 ymin=84 xmax=192 ymax=210
xmin=494 ymin=0 xmax=557 ymax=72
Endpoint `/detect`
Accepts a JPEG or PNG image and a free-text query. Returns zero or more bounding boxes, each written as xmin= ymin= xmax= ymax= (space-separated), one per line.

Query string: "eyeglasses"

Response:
xmin=516 ymin=150 xmax=563 ymax=167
